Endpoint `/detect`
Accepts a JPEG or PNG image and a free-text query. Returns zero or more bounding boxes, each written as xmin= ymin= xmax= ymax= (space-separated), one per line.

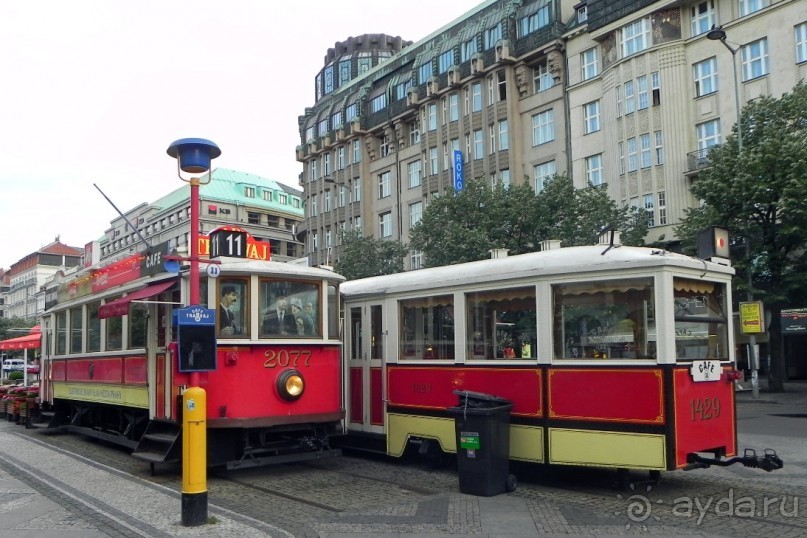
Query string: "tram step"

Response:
xmin=132 ymin=420 xmax=181 ymax=469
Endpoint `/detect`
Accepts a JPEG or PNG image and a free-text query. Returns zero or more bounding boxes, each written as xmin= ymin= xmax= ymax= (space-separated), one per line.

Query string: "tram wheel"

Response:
xmin=505 ymin=473 xmax=518 ymax=492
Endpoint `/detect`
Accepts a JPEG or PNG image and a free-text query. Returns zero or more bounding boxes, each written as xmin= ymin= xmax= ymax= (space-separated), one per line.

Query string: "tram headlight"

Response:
xmin=277 ymin=369 xmax=305 ymax=401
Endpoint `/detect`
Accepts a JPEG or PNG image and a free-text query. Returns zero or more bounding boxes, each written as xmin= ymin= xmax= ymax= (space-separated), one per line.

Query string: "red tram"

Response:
xmin=340 ymin=241 xmax=782 ymax=477
xmin=39 ymin=232 xmax=345 ymax=469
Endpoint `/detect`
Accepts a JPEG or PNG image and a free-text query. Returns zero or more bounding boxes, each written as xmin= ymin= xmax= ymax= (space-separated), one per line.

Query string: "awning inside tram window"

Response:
xmin=98 ymin=280 xmax=176 ymax=319
xmin=673 ymin=279 xmax=715 ymax=294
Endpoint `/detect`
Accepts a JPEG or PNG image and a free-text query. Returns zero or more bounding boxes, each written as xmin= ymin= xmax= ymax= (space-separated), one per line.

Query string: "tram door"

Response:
xmin=346 ymin=302 xmax=385 ymax=434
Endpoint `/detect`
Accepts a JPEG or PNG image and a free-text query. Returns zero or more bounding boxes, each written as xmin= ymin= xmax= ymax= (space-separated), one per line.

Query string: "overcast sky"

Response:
xmin=0 ymin=0 xmax=484 ymax=269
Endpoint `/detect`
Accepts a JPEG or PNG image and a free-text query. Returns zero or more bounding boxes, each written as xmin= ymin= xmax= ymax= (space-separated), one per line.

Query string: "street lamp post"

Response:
xmin=707 ymin=26 xmax=759 ymax=399
xmin=166 ymin=138 xmax=221 ymax=525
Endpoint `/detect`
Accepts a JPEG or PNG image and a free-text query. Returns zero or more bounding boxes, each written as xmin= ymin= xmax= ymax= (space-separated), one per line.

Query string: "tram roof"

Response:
xmin=341 ymin=245 xmax=734 ymax=298
xmin=203 ymin=258 xmax=346 ymax=283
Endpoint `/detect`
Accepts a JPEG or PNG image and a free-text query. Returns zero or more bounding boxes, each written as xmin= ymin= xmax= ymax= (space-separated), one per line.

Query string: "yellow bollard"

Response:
xmin=181 ymin=386 xmax=207 ymax=526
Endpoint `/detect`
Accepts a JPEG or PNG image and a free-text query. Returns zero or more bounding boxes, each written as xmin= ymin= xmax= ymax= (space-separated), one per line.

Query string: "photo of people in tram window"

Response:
xmin=465 ymin=287 xmax=537 ymax=360
xmin=260 ymin=280 xmax=320 ymax=338
xmin=218 ymin=279 xmax=247 ymax=338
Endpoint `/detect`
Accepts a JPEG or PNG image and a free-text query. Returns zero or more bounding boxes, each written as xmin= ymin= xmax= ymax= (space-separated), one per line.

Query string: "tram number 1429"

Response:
xmin=690 ymin=397 xmax=721 ymax=421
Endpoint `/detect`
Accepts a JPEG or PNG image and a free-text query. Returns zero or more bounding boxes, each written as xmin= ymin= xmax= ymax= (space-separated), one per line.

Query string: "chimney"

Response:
xmin=599 ymin=230 xmax=621 ymax=245
xmin=489 ymin=248 xmax=509 ymax=259
xmin=540 ymin=239 xmax=562 ymax=251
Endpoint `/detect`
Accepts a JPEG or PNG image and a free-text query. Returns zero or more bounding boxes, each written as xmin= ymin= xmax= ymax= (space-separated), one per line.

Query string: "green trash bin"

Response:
xmin=448 ymin=390 xmax=517 ymax=496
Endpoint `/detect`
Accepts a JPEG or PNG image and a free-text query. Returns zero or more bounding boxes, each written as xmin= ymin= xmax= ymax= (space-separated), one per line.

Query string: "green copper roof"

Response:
xmin=151 ymin=168 xmax=303 ymax=216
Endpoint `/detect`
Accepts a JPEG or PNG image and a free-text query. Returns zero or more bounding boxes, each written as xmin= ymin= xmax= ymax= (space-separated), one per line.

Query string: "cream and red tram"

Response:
xmin=340 ymin=242 xmax=781 ymax=475
xmin=39 ymin=233 xmax=345 ymax=468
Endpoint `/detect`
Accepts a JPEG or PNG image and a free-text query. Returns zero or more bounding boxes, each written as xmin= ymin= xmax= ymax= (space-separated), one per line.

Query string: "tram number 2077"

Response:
xmin=263 ymin=349 xmax=313 ymax=368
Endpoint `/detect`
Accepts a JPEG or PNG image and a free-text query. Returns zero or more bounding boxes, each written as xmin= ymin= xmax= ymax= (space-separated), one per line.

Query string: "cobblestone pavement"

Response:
xmin=1 ymin=380 xmax=805 ymax=537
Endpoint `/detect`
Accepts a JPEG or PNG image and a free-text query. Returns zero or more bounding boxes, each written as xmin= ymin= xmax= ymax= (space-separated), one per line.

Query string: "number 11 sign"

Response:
xmin=210 ymin=228 xmax=247 ymax=258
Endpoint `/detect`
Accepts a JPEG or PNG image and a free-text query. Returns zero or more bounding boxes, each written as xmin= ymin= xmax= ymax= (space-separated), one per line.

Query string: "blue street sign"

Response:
xmin=176 ymin=306 xmax=217 ymax=372
xmin=453 ymin=150 xmax=464 ymax=192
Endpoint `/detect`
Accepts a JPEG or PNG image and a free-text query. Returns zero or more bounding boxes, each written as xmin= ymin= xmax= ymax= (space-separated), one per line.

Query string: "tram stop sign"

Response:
xmin=177 ymin=306 xmax=217 ymax=372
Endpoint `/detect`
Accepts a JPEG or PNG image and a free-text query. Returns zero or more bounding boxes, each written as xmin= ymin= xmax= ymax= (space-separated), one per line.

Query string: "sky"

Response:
xmin=0 ymin=0 xmax=484 ymax=270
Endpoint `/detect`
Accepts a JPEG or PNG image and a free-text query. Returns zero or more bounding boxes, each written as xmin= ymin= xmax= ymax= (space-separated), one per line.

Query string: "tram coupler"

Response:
xmin=684 ymin=448 xmax=783 ymax=472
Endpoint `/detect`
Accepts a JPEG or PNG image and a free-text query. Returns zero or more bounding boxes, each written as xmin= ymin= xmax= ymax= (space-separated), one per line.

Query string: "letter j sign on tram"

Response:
xmin=453 ymin=150 xmax=464 ymax=192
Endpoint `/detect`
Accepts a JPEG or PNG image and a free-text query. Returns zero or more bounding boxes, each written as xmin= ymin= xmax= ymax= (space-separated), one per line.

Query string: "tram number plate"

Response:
xmin=690 ymin=360 xmax=721 ymax=382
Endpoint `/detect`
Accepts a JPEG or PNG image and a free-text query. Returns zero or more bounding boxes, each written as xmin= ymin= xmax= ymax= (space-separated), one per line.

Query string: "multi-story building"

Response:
xmin=1 ymin=239 xmax=83 ymax=321
xmin=99 ymin=167 xmax=305 ymax=264
xmin=297 ymin=0 xmax=804 ymax=267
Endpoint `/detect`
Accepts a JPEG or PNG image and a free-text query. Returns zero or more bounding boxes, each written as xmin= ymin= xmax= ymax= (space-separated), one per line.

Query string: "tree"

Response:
xmin=675 ymin=81 xmax=807 ymax=392
xmin=410 ymin=175 xmax=647 ymax=267
xmin=335 ymin=230 xmax=409 ymax=280
xmin=0 ymin=317 xmax=36 ymax=343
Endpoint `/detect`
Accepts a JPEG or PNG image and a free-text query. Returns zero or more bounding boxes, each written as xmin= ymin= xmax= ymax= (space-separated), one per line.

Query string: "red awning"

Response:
xmin=0 ymin=333 xmax=41 ymax=350
xmin=98 ymin=280 xmax=176 ymax=319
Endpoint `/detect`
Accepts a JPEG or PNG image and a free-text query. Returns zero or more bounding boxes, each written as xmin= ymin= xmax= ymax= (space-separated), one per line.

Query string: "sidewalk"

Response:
xmin=735 ymin=377 xmax=807 ymax=408
xmin=0 ymin=422 xmax=293 ymax=537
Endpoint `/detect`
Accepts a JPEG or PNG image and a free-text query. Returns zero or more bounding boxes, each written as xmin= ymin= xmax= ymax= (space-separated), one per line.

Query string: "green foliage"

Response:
xmin=410 ymin=175 xmax=647 ymax=267
xmin=0 ymin=317 xmax=36 ymax=342
xmin=675 ymin=81 xmax=807 ymax=391
xmin=8 ymin=371 xmax=23 ymax=381
xmin=335 ymin=230 xmax=409 ymax=280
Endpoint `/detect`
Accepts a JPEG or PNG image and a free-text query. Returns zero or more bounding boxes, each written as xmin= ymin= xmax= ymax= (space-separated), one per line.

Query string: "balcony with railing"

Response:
xmin=685 ymin=148 xmax=712 ymax=178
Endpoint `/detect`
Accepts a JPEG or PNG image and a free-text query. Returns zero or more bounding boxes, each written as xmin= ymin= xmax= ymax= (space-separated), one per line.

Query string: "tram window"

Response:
xmin=199 ymin=278 xmax=209 ymax=308
xmin=553 ymin=278 xmax=655 ymax=360
xmin=327 ymin=284 xmax=339 ymax=339
xmin=129 ymin=302 xmax=147 ymax=349
xmin=106 ymin=314 xmax=123 ymax=351
xmin=673 ymin=278 xmax=728 ymax=361
xmin=55 ymin=311 xmax=67 ymax=355
xmin=259 ymin=280 xmax=321 ymax=337
xmin=399 ymin=295 xmax=454 ymax=360
xmin=88 ymin=302 xmax=101 ymax=352
xmin=69 ymin=306 xmax=83 ymax=354
xmin=466 ymin=287 xmax=536 ymax=360
xmin=217 ymin=279 xmax=248 ymax=338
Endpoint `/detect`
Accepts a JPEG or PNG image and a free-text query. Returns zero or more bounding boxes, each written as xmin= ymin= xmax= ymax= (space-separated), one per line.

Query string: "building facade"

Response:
xmin=98 ymin=167 xmax=305 ymax=265
xmin=297 ymin=0 xmax=805 ymax=267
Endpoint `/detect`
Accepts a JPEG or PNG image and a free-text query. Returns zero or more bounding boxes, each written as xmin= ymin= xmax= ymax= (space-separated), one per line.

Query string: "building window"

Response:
xmin=262 ymin=190 xmax=272 ymax=201
xmin=438 ymin=50 xmax=454 ymax=74
xmin=408 ymin=160 xmax=422 ymax=188
xmin=585 ymin=154 xmax=603 ymax=186
xmin=533 ymin=61 xmax=553 ymax=93
xmin=244 ymin=187 xmax=255 ymax=198
xmin=409 ymin=121 xmax=420 ymax=145
xmin=352 ymin=140 xmax=361 ymax=163
xmin=323 ymin=152 xmax=331 ymax=175
xmin=410 ymin=250 xmax=423 ymax=270
xmin=353 ymin=179 xmax=361 ymax=203
xmin=319 ymin=118 xmax=328 ymax=135
xmin=658 ymin=191 xmax=667 ymax=225
xmin=498 ymin=119 xmax=509 ymax=151
xmin=691 ymin=1 xmax=715 ymax=37
xmin=324 ymin=191 xmax=333 ymax=212
xmin=619 ymin=142 xmax=625 ymax=174
xmin=449 ymin=93 xmax=459 ymax=122
xmin=532 ymin=109 xmax=554 ymax=146
xmin=310 ymin=194 xmax=318 ymax=217
xmin=354 ymin=216 xmax=362 ymax=232
xmin=640 ymin=133 xmax=652 ymax=168
xmin=429 ymin=147 xmax=438 ymax=175
xmin=248 ymin=212 xmax=261 ymax=225
xmin=624 ymin=80 xmax=635 ymax=114
xmin=497 ymin=70 xmax=507 ymax=101
xmin=379 ymin=212 xmax=392 ymax=238
xmin=346 ymin=103 xmax=358 ymax=121
xmin=534 ymin=160 xmax=556 ymax=192
xmin=378 ymin=171 xmax=391 ymax=198
xmin=621 ymin=18 xmax=650 ymax=58
xmin=693 ymin=57 xmax=718 ymax=97
xmin=739 ymin=0 xmax=769 ymax=17
xmin=332 ymin=111 xmax=342 ymax=129
xmin=484 ymin=23 xmax=502 ymax=49
xmin=337 ymin=147 xmax=345 ymax=170
xmin=339 ymin=59 xmax=351 ymax=86
xmin=371 ymin=93 xmax=387 ymax=113
xmin=651 ymin=71 xmax=661 ymax=106
xmin=324 ymin=65 xmax=334 ymax=94
xmin=583 ymin=101 xmax=600 ymax=134
xmin=471 ymin=82 xmax=482 ymax=112
xmin=655 ymin=131 xmax=665 ymax=165
xmin=461 ymin=38 xmax=478 ymax=62
xmin=380 ymin=134 xmax=390 ymax=157
xmin=409 ymin=201 xmax=423 ymax=228
xmin=396 ymin=79 xmax=412 ymax=100
xmin=581 ymin=48 xmax=598 ymax=81
xmin=518 ymin=5 xmax=549 ymax=37
xmin=427 ymin=103 xmax=437 ymax=131
xmin=473 ymin=130 xmax=483 ymax=159
xmin=419 ymin=62 xmax=431 ymax=84
xmin=637 ymin=75 xmax=649 ymax=110
xmin=500 ymin=169 xmax=511 ymax=188
xmin=797 ymin=23 xmax=807 ymax=64
xmin=616 ymin=85 xmax=622 ymax=117
xmin=742 ymin=38 xmax=769 ymax=80
xmin=697 ymin=119 xmax=722 ymax=150
xmin=644 ymin=194 xmax=655 ymax=227
xmin=627 ymin=137 xmax=638 ymax=172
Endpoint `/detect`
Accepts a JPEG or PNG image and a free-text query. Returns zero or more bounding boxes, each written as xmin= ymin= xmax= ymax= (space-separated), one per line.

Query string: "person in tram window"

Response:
xmin=291 ymin=297 xmax=314 ymax=335
xmin=219 ymin=285 xmax=240 ymax=336
xmin=263 ymin=291 xmax=294 ymax=335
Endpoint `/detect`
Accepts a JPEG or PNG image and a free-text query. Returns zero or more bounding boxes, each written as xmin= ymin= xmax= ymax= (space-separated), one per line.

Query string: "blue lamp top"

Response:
xmin=166 ymin=138 xmax=221 ymax=174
